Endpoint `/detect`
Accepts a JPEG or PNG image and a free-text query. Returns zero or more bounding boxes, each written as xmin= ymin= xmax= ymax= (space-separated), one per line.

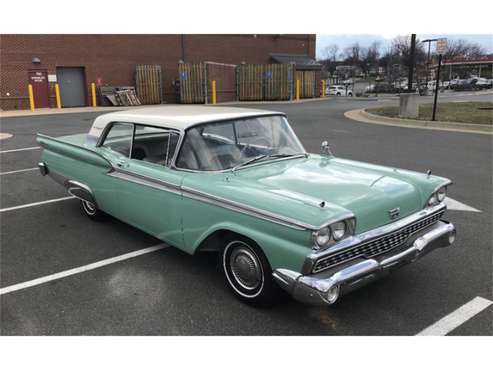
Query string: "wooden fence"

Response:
xmin=135 ymin=65 xmax=163 ymax=104
xmin=177 ymin=62 xmax=319 ymax=103
xmin=295 ymin=70 xmax=317 ymax=98
xmin=237 ymin=64 xmax=293 ymax=101
xmin=179 ymin=63 xmax=205 ymax=104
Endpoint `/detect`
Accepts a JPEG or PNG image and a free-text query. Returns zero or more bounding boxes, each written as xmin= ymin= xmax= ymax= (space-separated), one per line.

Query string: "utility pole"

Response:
xmin=407 ymin=34 xmax=416 ymax=92
xmin=432 ymin=38 xmax=448 ymax=121
xmin=432 ymin=54 xmax=443 ymax=121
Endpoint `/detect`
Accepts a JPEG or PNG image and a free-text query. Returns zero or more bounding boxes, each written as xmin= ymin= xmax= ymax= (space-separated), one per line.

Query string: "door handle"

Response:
xmin=116 ymin=159 xmax=128 ymax=168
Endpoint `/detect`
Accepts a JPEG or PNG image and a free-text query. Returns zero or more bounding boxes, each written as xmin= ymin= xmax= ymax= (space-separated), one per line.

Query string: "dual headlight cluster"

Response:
xmin=427 ymin=185 xmax=447 ymax=207
xmin=312 ymin=218 xmax=355 ymax=250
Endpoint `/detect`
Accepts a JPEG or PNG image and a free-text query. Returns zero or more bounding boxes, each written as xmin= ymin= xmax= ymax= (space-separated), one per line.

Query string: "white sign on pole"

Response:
xmin=48 ymin=74 xmax=57 ymax=82
xmin=436 ymin=38 xmax=448 ymax=55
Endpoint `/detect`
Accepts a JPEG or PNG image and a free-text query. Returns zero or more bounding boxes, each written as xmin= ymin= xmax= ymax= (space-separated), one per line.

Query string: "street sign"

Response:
xmin=436 ymin=38 xmax=448 ymax=55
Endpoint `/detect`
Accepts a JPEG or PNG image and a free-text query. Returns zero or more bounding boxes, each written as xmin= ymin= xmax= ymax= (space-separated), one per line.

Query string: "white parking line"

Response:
xmin=416 ymin=297 xmax=493 ymax=336
xmin=0 ymin=146 xmax=40 ymax=154
xmin=445 ymin=197 xmax=481 ymax=212
xmin=0 ymin=244 xmax=168 ymax=296
xmin=0 ymin=196 xmax=74 ymax=213
xmin=0 ymin=167 xmax=38 ymax=176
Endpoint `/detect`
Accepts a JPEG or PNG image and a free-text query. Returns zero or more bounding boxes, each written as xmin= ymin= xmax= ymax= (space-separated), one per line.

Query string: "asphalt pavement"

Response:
xmin=1 ymin=93 xmax=492 ymax=335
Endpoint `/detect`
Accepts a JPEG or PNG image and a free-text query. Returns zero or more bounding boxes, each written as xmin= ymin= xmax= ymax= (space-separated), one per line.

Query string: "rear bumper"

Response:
xmin=273 ymin=220 xmax=456 ymax=305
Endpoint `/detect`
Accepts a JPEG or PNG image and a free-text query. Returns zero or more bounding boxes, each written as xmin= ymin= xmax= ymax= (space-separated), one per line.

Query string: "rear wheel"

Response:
xmin=221 ymin=237 xmax=282 ymax=307
xmin=81 ymin=200 xmax=105 ymax=221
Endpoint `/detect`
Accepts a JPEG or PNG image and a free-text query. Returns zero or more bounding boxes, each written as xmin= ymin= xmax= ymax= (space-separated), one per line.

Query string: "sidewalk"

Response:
xmin=345 ymin=108 xmax=492 ymax=135
xmin=1 ymin=97 xmax=333 ymax=118
xmin=0 ymin=105 xmax=149 ymax=118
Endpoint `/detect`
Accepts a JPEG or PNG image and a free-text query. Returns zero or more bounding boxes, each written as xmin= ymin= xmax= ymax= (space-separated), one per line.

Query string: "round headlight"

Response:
xmin=428 ymin=193 xmax=438 ymax=206
xmin=332 ymin=221 xmax=346 ymax=241
xmin=314 ymin=226 xmax=331 ymax=247
xmin=437 ymin=187 xmax=447 ymax=202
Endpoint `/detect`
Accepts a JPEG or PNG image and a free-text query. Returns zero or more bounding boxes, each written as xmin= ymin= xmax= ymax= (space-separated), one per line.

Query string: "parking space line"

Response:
xmin=445 ymin=197 xmax=481 ymax=212
xmin=0 ymin=146 xmax=40 ymax=154
xmin=416 ymin=296 xmax=493 ymax=336
xmin=0 ymin=196 xmax=74 ymax=213
xmin=0 ymin=167 xmax=38 ymax=176
xmin=0 ymin=244 xmax=168 ymax=296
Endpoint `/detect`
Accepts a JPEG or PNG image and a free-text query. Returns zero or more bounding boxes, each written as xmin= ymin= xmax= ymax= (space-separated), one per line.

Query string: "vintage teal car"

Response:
xmin=37 ymin=106 xmax=456 ymax=306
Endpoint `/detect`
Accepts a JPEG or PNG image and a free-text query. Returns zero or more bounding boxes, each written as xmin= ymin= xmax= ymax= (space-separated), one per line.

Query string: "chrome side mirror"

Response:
xmin=321 ymin=141 xmax=333 ymax=156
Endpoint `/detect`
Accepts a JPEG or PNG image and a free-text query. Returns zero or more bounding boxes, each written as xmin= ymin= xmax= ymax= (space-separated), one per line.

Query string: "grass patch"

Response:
xmin=367 ymin=102 xmax=493 ymax=125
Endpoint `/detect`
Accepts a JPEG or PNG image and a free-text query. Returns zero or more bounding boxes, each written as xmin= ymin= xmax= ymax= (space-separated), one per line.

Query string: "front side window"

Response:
xmin=101 ymin=122 xmax=133 ymax=157
xmin=176 ymin=115 xmax=305 ymax=171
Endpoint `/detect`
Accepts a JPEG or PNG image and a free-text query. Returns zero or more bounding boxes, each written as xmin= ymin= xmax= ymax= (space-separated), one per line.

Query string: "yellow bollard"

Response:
xmin=28 ymin=84 xmax=35 ymax=111
xmin=91 ymin=83 xmax=97 ymax=107
xmin=55 ymin=83 xmax=62 ymax=109
xmin=322 ymin=80 xmax=326 ymax=97
xmin=296 ymin=79 xmax=300 ymax=101
xmin=212 ymin=80 xmax=217 ymax=105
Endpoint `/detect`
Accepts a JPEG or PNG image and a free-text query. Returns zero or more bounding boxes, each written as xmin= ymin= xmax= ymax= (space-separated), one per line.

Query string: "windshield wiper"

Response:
xmin=231 ymin=153 xmax=306 ymax=173
xmin=231 ymin=154 xmax=267 ymax=172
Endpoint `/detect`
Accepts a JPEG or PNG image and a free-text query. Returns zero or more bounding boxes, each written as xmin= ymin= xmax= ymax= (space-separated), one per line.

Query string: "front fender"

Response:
xmin=189 ymin=221 xmax=312 ymax=273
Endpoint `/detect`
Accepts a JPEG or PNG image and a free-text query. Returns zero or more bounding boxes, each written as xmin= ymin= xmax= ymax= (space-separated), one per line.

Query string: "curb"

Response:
xmin=344 ymin=108 xmax=492 ymax=135
xmin=0 ymin=98 xmax=333 ymax=118
xmin=217 ymin=97 xmax=332 ymax=105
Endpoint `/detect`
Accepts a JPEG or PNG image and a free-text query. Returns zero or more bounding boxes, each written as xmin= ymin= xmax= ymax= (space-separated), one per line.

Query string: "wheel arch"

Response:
xmin=189 ymin=222 xmax=310 ymax=273
xmin=193 ymin=224 xmax=262 ymax=254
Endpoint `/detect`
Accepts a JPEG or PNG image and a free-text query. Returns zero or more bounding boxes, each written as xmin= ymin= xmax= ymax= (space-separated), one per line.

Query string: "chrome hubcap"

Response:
xmin=83 ymin=200 xmax=96 ymax=214
xmin=229 ymin=247 xmax=262 ymax=290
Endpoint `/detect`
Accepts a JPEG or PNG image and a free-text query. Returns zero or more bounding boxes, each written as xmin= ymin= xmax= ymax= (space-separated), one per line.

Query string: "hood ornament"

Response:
xmin=321 ymin=141 xmax=333 ymax=156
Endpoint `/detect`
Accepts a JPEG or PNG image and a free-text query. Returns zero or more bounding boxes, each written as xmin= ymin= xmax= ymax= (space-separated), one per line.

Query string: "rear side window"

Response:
xmin=132 ymin=124 xmax=179 ymax=166
xmin=101 ymin=122 xmax=134 ymax=157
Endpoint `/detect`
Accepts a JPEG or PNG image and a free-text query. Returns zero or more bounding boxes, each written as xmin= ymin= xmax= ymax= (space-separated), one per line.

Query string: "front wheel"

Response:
xmin=222 ymin=237 xmax=282 ymax=307
xmin=81 ymin=200 xmax=105 ymax=221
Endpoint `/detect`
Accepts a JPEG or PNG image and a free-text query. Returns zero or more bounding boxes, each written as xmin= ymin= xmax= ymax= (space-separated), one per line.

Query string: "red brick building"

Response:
xmin=0 ymin=34 xmax=316 ymax=110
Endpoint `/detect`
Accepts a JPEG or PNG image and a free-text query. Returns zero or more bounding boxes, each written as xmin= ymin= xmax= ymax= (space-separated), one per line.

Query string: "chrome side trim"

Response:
xmin=107 ymin=168 xmax=181 ymax=196
xmin=106 ymin=168 xmax=322 ymax=231
xmin=181 ymin=186 xmax=310 ymax=231
xmin=302 ymin=203 xmax=447 ymax=274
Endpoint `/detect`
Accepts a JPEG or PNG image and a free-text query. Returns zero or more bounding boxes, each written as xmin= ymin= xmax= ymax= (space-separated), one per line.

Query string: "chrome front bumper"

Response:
xmin=273 ymin=220 xmax=456 ymax=305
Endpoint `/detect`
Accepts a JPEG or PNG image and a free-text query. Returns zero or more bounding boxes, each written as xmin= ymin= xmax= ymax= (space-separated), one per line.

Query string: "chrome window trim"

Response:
xmin=171 ymin=113 xmax=307 ymax=173
xmin=302 ymin=202 xmax=447 ymax=274
xmin=97 ymin=121 xmax=182 ymax=167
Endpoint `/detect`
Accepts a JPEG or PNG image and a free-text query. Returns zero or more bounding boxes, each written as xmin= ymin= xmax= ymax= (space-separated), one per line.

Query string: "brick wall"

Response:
xmin=0 ymin=34 xmax=316 ymax=110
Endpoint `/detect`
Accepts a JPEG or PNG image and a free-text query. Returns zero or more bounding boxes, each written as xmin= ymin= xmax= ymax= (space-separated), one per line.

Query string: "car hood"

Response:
xmin=182 ymin=155 xmax=449 ymax=233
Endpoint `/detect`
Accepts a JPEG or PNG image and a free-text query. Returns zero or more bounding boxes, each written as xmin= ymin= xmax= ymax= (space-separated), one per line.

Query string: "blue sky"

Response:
xmin=316 ymin=34 xmax=493 ymax=59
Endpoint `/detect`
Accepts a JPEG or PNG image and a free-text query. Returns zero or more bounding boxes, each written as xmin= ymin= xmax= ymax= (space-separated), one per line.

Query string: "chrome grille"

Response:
xmin=313 ymin=210 xmax=445 ymax=273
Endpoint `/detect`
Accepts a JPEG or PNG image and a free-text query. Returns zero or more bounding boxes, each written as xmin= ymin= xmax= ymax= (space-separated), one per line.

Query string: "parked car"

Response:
xmin=37 ymin=106 xmax=456 ymax=306
xmin=469 ymin=77 xmax=492 ymax=89
xmin=326 ymin=85 xmax=353 ymax=96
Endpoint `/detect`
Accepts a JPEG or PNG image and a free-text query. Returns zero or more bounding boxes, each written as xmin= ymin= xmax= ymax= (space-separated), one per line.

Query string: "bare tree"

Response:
xmin=326 ymin=44 xmax=340 ymax=62
xmin=343 ymin=43 xmax=361 ymax=65
xmin=443 ymin=39 xmax=486 ymax=59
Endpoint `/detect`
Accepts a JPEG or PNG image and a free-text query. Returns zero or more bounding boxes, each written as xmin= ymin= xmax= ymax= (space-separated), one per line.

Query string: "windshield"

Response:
xmin=175 ymin=115 xmax=305 ymax=171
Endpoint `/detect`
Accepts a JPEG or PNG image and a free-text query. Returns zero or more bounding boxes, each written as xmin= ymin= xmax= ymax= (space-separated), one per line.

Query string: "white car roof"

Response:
xmin=88 ymin=105 xmax=283 ymax=140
